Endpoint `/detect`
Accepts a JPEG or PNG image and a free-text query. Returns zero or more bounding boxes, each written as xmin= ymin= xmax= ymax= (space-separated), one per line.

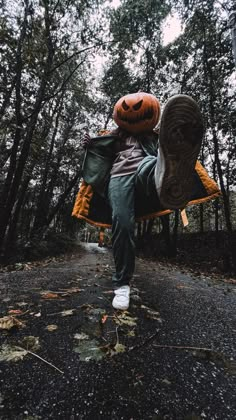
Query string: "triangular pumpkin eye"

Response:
xmin=122 ymin=100 xmax=129 ymax=111
xmin=133 ymin=99 xmax=143 ymax=111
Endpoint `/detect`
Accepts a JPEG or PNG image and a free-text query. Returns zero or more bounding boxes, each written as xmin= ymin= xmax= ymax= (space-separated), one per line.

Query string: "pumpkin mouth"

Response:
xmin=117 ymin=106 xmax=154 ymax=124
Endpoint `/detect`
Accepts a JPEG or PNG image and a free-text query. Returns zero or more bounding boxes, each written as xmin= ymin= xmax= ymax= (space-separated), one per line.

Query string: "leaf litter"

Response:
xmin=61 ymin=309 xmax=75 ymax=317
xmin=114 ymin=311 xmax=137 ymax=327
xmin=40 ymin=287 xmax=82 ymax=300
xmin=8 ymin=309 xmax=24 ymax=315
xmin=74 ymin=333 xmax=89 ymax=340
xmin=73 ymin=311 xmax=129 ymax=360
xmin=0 ymin=336 xmax=63 ymax=373
xmin=74 ymin=333 xmax=104 ymax=362
xmin=46 ymin=324 xmax=58 ymax=332
xmin=0 ymin=345 xmax=28 ymax=362
xmin=41 ymin=292 xmax=61 ymax=300
xmin=0 ymin=316 xmax=25 ymax=330
xmin=100 ymin=342 xmax=126 ymax=357
xmin=0 ymin=336 xmax=39 ymax=362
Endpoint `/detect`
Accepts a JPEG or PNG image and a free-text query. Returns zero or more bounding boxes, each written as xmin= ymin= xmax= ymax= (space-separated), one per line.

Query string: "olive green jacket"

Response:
xmin=72 ymin=133 xmax=221 ymax=228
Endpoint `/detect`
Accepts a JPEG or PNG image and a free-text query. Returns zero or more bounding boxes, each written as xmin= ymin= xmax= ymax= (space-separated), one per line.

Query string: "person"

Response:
xmin=72 ymin=93 xmax=221 ymax=310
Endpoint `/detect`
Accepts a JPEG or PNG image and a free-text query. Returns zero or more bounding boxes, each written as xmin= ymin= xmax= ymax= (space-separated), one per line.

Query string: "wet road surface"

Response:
xmin=0 ymin=244 xmax=236 ymax=420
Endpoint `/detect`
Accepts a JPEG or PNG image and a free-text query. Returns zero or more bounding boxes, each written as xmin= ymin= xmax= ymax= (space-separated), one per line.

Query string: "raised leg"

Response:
xmin=155 ymin=95 xmax=204 ymax=209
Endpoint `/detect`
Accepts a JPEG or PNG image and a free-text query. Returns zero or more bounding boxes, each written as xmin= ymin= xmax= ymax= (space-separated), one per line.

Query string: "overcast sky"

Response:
xmin=162 ymin=13 xmax=182 ymax=45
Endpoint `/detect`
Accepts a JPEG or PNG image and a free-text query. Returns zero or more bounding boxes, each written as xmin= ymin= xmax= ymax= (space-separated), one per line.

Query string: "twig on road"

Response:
xmin=153 ymin=345 xmax=214 ymax=352
xmin=115 ymin=326 xmax=119 ymax=344
xmin=16 ymin=346 xmax=64 ymax=374
xmin=128 ymin=329 xmax=159 ymax=352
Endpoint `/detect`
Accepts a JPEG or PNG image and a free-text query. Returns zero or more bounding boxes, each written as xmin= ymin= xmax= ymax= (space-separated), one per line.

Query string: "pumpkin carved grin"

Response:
xmin=117 ymin=106 xmax=155 ymax=124
xmin=113 ymin=92 xmax=160 ymax=134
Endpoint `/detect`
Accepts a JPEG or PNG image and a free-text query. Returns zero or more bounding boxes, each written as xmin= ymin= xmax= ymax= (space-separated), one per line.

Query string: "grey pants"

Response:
xmin=108 ymin=156 xmax=159 ymax=288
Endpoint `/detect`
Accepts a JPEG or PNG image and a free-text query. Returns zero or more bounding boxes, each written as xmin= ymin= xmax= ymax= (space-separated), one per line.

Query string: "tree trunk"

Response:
xmin=229 ymin=11 xmax=236 ymax=68
xmin=4 ymin=173 xmax=31 ymax=258
xmin=161 ymin=214 xmax=171 ymax=255
xmin=31 ymin=96 xmax=64 ymax=235
xmin=136 ymin=222 xmax=142 ymax=243
xmin=46 ymin=172 xmax=81 ymax=229
xmin=0 ymin=1 xmax=30 ymax=252
xmin=0 ymin=3 xmax=55 ymax=254
xmin=203 ymin=25 xmax=234 ymax=271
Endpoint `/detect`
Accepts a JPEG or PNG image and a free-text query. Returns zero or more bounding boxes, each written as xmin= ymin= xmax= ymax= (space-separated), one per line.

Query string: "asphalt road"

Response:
xmin=0 ymin=244 xmax=236 ymax=420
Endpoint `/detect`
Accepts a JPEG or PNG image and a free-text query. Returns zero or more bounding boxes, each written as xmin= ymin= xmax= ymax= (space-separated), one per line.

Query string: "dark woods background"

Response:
xmin=0 ymin=0 xmax=235 ymax=273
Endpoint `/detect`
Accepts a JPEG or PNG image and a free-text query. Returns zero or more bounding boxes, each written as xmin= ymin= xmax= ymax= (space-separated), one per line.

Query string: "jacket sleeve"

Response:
xmin=82 ymin=135 xmax=117 ymax=197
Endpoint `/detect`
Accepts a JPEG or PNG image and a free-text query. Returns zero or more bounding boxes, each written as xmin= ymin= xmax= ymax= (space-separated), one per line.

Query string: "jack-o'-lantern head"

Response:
xmin=113 ymin=92 xmax=160 ymax=134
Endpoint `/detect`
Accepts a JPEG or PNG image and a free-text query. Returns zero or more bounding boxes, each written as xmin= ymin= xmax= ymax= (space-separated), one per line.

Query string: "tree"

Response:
xmin=0 ymin=0 xmax=106 ymax=259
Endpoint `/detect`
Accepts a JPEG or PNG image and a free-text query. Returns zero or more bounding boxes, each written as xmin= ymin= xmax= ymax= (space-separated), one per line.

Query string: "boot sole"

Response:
xmin=157 ymin=95 xmax=204 ymax=209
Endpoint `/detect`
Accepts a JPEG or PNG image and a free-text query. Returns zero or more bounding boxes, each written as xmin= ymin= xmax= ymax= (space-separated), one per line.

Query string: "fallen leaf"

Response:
xmin=80 ymin=304 xmax=94 ymax=310
xmin=74 ymin=339 xmax=104 ymax=361
xmin=102 ymin=290 xmax=114 ymax=295
xmin=8 ymin=309 xmax=23 ymax=315
xmin=101 ymin=342 xmax=126 ymax=357
xmin=126 ymin=330 xmax=136 ymax=337
xmin=20 ymin=336 xmax=40 ymax=351
xmin=114 ymin=312 xmax=137 ymax=327
xmin=112 ymin=343 xmax=126 ymax=354
xmin=46 ymin=324 xmax=58 ymax=332
xmin=0 ymin=316 xmax=25 ymax=330
xmin=74 ymin=333 xmax=89 ymax=340
xmin=101 ymin=314 xmax=108 ymax=324
xmin=41 ymin=292 xmax=60 ymax=300
xmin=0 ymin=345 xmax=27 ymax=362
xmin=0 ymin=336 xmax=39 ymax=363
xmin=61 ymin=287 xmax=82 ymax=296
xmin=61 ymin=309 xmax=75 ymax=317
xmin=34 ymin=312 xmax=41 ymax=317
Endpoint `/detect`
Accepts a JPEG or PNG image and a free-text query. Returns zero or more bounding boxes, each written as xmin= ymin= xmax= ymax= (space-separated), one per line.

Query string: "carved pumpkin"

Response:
xmin=113 ymin=92 xmax=160 ymax=134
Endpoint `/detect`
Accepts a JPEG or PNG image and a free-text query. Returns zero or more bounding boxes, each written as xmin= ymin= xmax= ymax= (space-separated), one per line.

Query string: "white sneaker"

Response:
xmin=155 ymin=94 xmax=203 ymax=210
xmin=112 ymin=285 xmax=130 ymax=310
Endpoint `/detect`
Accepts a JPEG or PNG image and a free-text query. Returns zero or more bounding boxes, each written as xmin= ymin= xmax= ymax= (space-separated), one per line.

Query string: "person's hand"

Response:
xmin=81 ymin=132 xmax=93 ymax=149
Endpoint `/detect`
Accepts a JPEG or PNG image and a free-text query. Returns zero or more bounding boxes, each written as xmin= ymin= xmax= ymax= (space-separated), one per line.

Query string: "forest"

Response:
xmin=0 ymin=0 xmax=235 ymax=273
